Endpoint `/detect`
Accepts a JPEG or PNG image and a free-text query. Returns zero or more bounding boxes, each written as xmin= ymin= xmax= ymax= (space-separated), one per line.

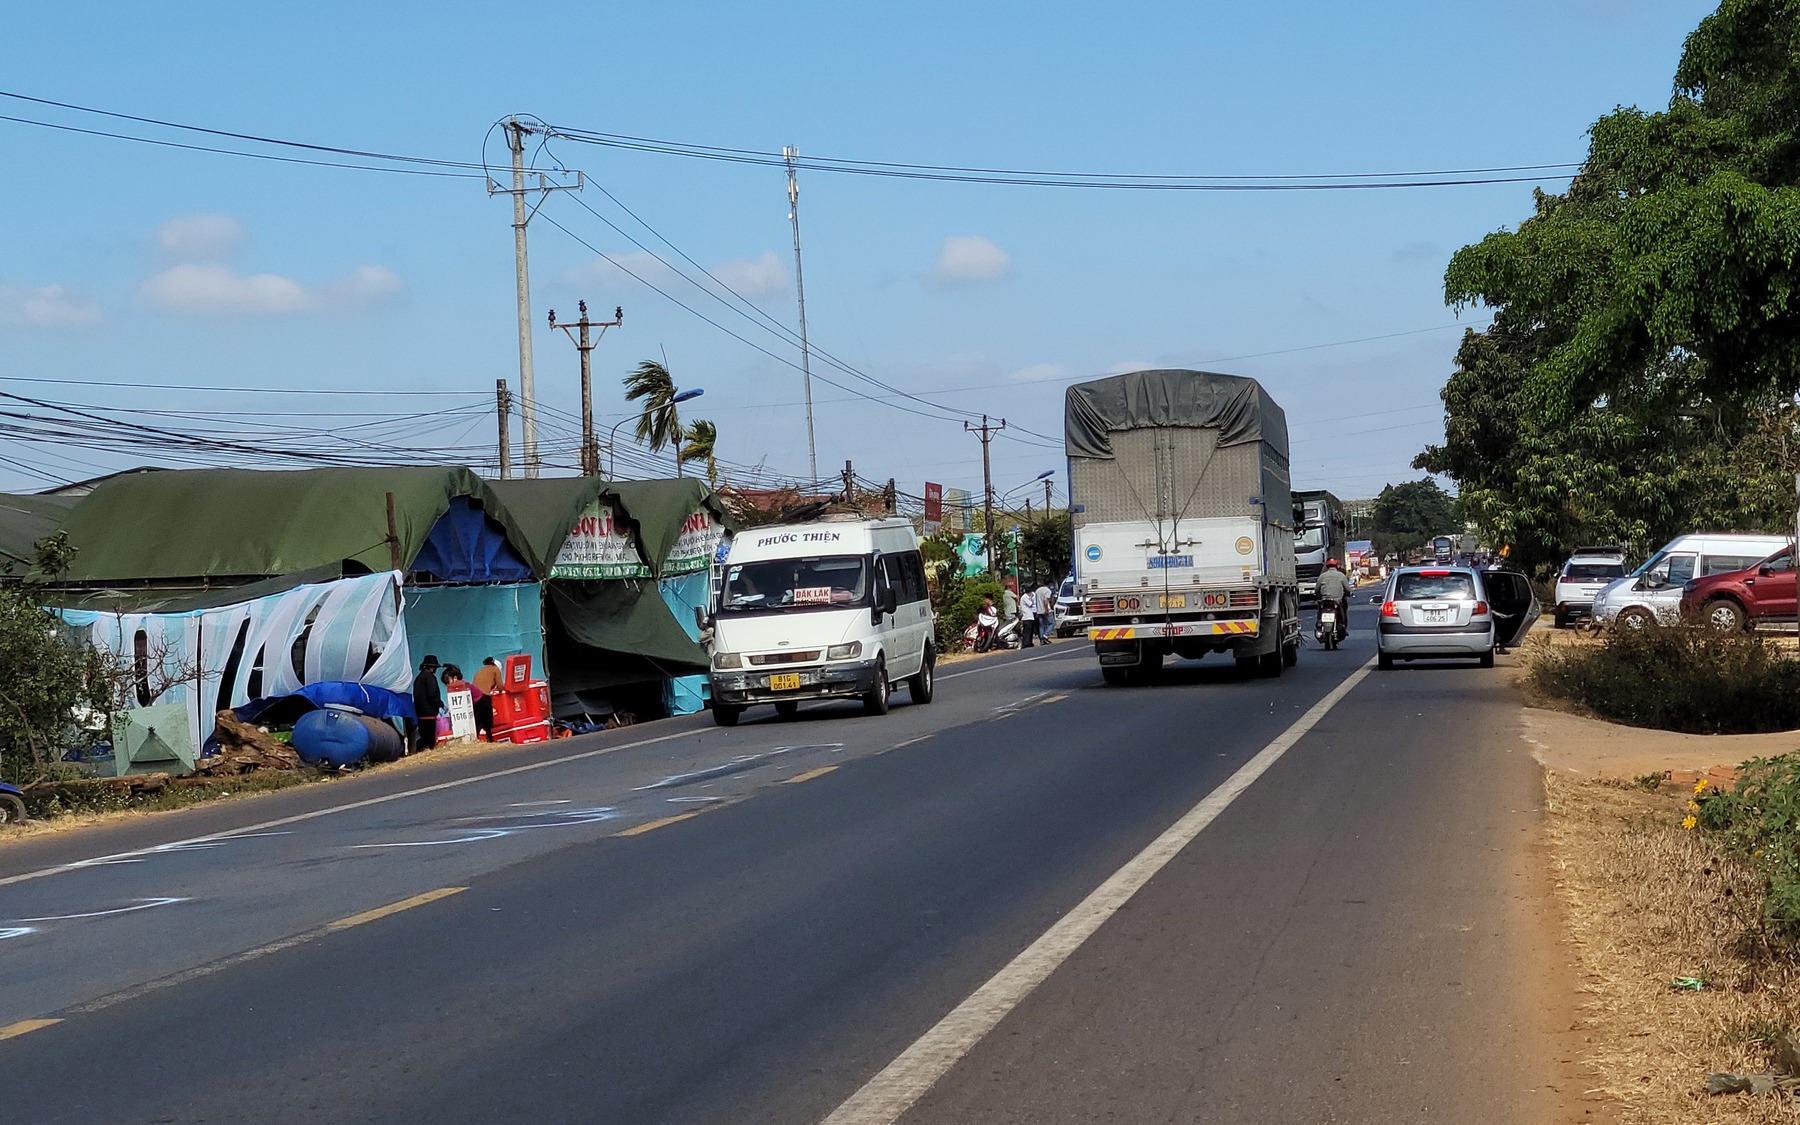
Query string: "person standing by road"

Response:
xmin=1019 ymin=586 xmax=1038 ymax=648
xmin=1035 ymin=580 xmax=1055 ymax=643
xmin=471 ymin=656 xmax=502 ymax=740
xmin=411 ymin=654 xmax=444 ymax=752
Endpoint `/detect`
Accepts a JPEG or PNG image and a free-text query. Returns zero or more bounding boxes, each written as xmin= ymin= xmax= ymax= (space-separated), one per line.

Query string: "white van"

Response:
xmin=707 ymin=517 xmax=936 ymax=725
xmin=1592 ymin=532 xmax=1791 ymax=628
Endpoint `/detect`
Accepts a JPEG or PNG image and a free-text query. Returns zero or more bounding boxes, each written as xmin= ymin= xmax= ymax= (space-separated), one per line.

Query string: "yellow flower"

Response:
xmin=1682 ymin=815 xmax=1698 ymax=831
xmin=1695 ymin=778 xmax=1709 ymax=795
xmin=1689 ymin=800 xmax=1701 ymax=812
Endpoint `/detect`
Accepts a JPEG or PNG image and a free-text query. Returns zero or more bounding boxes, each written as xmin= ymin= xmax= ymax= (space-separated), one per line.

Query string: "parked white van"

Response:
xmin=707 ymin=517 xmax=935 ymax=725
xmin=1592 ymin=533 xmax=1791 ymax=628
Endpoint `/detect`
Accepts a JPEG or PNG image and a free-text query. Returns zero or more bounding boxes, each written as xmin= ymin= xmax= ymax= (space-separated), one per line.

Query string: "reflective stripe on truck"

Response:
xmin=1089 ymin=620 xmax=1258 ymax=640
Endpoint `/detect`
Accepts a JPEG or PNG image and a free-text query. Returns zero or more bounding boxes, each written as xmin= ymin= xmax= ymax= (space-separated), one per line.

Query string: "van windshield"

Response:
xmin=720 ymin=556 xmax=870 ymax=615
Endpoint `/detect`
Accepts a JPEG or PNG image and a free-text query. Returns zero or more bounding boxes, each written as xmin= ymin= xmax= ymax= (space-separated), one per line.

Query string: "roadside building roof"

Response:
xmin=487 ymin=475 xmax=732 ymax=578
xmin=0 ymin=492 xmax=76 ymax=580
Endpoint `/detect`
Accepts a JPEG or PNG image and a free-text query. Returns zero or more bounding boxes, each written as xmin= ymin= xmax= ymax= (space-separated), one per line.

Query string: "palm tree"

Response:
xmin=623 ymin=359 xmax=682 ymax=472
xmin=680 ymin=420 xmax=719 ymax=484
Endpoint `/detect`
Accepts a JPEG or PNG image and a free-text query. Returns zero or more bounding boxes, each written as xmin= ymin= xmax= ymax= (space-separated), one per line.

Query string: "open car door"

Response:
xmin=1484 ymin=568 xmax=1540 ymax=647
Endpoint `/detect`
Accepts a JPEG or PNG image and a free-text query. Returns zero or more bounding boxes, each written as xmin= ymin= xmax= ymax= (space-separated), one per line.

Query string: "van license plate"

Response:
xmin=769 ymin=673 xmax=802 ymax=691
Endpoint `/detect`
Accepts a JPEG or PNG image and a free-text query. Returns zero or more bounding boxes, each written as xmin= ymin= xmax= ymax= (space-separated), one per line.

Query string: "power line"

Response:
xmin=547 ymin=127 xmax=1580 ymax=191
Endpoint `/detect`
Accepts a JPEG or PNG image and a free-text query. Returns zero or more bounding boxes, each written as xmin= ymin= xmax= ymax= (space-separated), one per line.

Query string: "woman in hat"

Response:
xmin=412 ymin=655 xmax=444 ymax=751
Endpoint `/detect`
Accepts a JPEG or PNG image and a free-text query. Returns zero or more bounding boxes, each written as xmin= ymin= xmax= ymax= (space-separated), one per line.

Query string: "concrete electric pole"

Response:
xmin=964 ymin=415 xmax=1007 ymax=573
xmin=496 ymin=378 xmax=512 ymax=479
xmin=549 ymin=301 xmax=624 ymax=476
xmin=785 ymin=146 xmax=819 ymax=484
xmin=488 ymin=116 xmax=581 ymax=478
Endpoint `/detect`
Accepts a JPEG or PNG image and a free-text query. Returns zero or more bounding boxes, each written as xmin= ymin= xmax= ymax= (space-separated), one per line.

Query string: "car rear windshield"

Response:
xmin=1395 ymin=572 xmax=1477 ymax=601
xmin=1563 ymin=563 xmax=1624 ymax=580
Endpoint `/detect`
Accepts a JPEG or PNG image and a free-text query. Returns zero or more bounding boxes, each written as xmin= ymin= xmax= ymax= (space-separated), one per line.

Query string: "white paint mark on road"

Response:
xmin=821 ymin=659 xmax=1376 ymax=1125
xmin=350 ymin=830 xmax=511 ymax=850
xmin=990 ymin=691 xmax=1048 ymax=715
xmin=0 ymin=728 xmax=700 ymax=890
xmin=351 ymin=807 xmax=620 ymax=849
xmin=506 ymin=799 xmax=572 ymax=807
xmin=632 ymin=744 xmax=840 ymax=792
xmin=10 ymin=897 xmax=189 ymax=924
xmin=0 ymin=927 xmax=36 ymax=941
xmin=939 ymin=648 xmax=1081 ymax=681
xmin=79 ymin=831 xmax=295 ymax=867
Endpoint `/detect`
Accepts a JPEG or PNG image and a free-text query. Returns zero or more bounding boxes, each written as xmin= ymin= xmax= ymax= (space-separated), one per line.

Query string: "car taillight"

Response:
xmin=1380 ymin=601 xmax=1398 ymax=617
xmin=1474 ymin=601 xmax=1490 ymax=616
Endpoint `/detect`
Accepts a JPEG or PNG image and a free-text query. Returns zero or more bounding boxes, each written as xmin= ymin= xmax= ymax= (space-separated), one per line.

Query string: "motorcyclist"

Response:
xmin=1316 ymin=558 xmax=1351 ymax=639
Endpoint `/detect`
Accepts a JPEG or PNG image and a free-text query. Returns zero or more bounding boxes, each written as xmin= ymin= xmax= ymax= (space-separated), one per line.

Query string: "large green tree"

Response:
xmin=1445 ymin=0 xmax=1800 ymax=415
xmin=1369 ymin=479 xmax=1457 ymax=558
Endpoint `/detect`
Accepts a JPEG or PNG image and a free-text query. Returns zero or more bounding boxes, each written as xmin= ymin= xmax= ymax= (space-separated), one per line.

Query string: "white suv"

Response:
xmin=1552 ymin=548 xmax=1627 ymax=628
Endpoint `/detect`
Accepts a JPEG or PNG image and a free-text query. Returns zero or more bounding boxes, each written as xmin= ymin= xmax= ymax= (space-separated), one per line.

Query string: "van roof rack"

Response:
xmin=1570 ymin=545 xmax=1625 ymax=556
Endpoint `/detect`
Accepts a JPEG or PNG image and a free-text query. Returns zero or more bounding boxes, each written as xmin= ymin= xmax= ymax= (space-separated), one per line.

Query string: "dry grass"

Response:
xmin=1547 ymin=771 xmax=1800 ymax=1122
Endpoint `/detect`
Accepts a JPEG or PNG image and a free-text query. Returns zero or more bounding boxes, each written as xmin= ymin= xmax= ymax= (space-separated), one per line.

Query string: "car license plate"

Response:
xmin=1160 ymin=594 xmax=1186 ymax=609
xmin=1423 ymin=609 xmax=1449 ymax=624
xmin=769 ymin=673 xmax=802 ymax=691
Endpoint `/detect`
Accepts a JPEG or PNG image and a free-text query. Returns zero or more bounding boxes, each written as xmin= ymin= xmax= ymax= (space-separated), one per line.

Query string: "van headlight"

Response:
xmin=826 ymin=642 xmax=863 ymax=660
xmin=712 ymin=651 xmax=742 ymax=670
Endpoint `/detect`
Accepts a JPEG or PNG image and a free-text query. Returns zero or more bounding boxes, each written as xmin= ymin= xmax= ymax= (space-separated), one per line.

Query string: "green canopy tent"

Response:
xmin=0 ymin=492 xmax=75 ymax=581
xmin=111 ymin=703 xmax=196 ymax=777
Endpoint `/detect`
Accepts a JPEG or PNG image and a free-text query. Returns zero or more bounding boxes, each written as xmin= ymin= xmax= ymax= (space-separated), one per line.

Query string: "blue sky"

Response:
xmin=0 ymin=0 xmax=1717 ymax=501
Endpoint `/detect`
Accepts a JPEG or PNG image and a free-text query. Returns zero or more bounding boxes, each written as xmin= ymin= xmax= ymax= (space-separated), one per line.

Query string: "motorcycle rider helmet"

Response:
xmin=1326 ymin=558 xmax=1339 ymax=568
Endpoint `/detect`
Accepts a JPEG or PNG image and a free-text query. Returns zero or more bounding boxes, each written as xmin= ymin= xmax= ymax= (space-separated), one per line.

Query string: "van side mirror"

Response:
xmin=882 ymin=586 xmax=899 ymax=615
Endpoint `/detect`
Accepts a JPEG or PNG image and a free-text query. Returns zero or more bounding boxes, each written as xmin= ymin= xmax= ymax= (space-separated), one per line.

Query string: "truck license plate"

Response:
xmin=1148 ymin=555 xmax=1194 ymax=569
xmin=769 ymin=673 xmax=802 ymax=691
xmin=1159 ymin=594 xmax=1186 ymax=609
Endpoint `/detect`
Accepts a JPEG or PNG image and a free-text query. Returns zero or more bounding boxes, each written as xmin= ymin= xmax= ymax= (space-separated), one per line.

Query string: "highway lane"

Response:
xmin=0 ymin=601 xmax=1558 ymax=1123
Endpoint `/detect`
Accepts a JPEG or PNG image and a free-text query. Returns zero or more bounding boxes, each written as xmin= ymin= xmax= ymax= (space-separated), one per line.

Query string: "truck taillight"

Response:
xmin=1380 ymin=601 xmax=1398 ymax=617
xmin=1084 ymin=597 xmax=1115 ymax=615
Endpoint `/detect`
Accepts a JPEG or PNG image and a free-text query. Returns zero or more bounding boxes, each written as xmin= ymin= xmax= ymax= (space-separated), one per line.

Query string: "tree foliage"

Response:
xmin=0 ymin=589 xmax=108 ymax=783
xmin=1445 ymin=0 xmax=1800 ymax=414
xmin=622 ymin=360 xmax=684 ymax=471
xmin=1369 ymin=479 xmax=1457 ymax=558
xmin=1016 ymin=511 xmax=1072 ymax=587
xmin=679 ymin=419 xmax=718 ymax=484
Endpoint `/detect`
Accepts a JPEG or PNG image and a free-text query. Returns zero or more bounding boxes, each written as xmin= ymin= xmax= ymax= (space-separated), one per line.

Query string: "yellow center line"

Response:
xmin=783 ymin=765 xmax=839 ymax=785
xmin=613 ymin=811 xmax=704 ymax=837
xmin=0 ymin=1018 xmax=62 ymax=1041
xmin=325 ymin=887 xmax=467 ymax=932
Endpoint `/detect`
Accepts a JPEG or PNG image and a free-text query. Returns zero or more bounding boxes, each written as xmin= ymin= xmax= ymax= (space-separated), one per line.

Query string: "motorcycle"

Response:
xmin=1315 ymin=599 xmax=1348 ymax=651
xmin=964 ymin=611 xmax=1021 ymax=652
xmin=0 ymin=780 xmax=26 ymax=825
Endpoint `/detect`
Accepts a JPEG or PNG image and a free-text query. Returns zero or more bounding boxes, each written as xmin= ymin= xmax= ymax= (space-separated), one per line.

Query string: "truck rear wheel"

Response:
xmin=1102 ymin=665 xmax=1131 ymax=686
xmin=1282 ymin=641 xmax=1298 ymax=668
xmin=1259 ymin=649 xmax=1283 ymax=677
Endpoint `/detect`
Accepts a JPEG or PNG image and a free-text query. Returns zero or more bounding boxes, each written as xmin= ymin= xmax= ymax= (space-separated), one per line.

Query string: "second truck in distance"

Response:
xmin=1065 ymin=368 xmax=1301 ymax=685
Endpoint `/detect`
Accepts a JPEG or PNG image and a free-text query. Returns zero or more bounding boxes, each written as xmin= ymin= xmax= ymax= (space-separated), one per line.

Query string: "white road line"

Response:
xmin=820 ymin=659 xmax=1375 ymax=1125
xmin=0 ymin=729 xmax=698 ymax=890
xmin=11 ymin=897 xmax=188 ymax=923
xmin=939 ymin=648 xmax=1081 ymax=680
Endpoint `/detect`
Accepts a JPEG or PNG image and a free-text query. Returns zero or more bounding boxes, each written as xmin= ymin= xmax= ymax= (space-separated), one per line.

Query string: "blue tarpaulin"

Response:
xmin=658 ymin=571 xmax=711 ymax=716
xmin=412 ymin=496 xmax=535 ymax=584
xmin=403 ymin=582 xmax=545 ymax=685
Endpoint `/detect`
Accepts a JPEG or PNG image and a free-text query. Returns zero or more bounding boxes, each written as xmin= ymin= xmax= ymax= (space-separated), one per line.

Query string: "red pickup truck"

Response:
xmin=1679 ymin=546 xmax=1797 ymax=630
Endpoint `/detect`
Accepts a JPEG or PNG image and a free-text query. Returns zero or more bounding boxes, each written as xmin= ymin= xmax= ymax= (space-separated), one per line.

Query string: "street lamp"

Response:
xmin=605 ymin=387 xmax=704 ymax=478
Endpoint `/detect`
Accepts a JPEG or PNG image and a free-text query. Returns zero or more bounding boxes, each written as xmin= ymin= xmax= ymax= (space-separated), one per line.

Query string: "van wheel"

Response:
xmin=1704 ymin=599 xmax=1747 ymax=632
xmin=712 ymin=705 xmax=742 ymax=727
xmin=1101 ymin=665 xmax=1130 ymax=686
xmin=862 ymin=657 xmax=890 ymax=716
xmin=1617 ymin=607 xmax=1654 ymax=630
xmin=907 ymin=648 xmax=935 ymax=705
xmin=774 ymin=701 xmax=800 ymax=719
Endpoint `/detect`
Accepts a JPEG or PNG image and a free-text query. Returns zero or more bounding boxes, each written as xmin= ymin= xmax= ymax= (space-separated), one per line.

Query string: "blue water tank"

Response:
xmin=291 ymin=709 xmax=405 ymax=768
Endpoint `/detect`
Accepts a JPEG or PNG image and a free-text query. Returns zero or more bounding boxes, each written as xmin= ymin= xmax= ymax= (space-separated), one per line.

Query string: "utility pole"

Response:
xmin=964 ymin=415 xmax=1007 ymax=573
xmin=785 ymin=145 xmax=819 ymax=483
xmin=496 ymin=379 xmax=512 ymax=479
xmin=488 ymin=116 xmax=581 ymax=478
xmin=549 ymin=301 xmax=623 ymax=476
xmin=841 ymin=459 xmax=855 ymax=504
xmin=1045 ymin=477 xmax=1053 ymax=514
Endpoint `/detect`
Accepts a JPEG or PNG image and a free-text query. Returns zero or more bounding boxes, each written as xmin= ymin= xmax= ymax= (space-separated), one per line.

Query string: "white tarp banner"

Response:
xmin=67 ymin=571 xmax=412 ymax=756
xmin=552 ymin=502 xmax=723 ymax=580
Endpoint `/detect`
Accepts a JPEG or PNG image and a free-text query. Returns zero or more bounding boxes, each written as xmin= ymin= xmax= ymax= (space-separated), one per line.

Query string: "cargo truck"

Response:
xmin=1066 ymin=369 xmax=1301 ymax=685
xmin=1292 ymin=489 xmax=1346 ymax=602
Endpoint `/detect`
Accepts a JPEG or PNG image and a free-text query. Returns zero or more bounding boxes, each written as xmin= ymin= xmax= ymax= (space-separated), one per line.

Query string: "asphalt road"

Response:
xmin=0 ymin=602 xmax=1565 ymax=1124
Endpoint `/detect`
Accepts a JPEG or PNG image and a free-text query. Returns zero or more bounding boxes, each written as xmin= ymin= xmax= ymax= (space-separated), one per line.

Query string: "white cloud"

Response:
xmin=711 ymin=251 xmax=787 ymax=297
xmin=142 ymin=262 xmax=402 ymax=317
xmin=0 ymin=283 xmax=102 ymax=328
xmin=157 ymin=214 xmax=245 ymax=263
xmin=562 ymin=250 xmax=675 ymax=289
xmin=1005 ymin=362 xmax=1069 ymax=384
xmin=934 ymin=235 xmax=1011 ymax=284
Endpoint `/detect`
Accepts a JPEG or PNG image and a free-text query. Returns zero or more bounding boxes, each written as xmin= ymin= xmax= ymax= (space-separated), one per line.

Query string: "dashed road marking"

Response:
xmin=613 ymin=811 xmax=705 ymax=838
xmin=783 ymin=766 xmax=839 ymax=785
xmin=0 ymin=1018 xmax=61 ymax=1041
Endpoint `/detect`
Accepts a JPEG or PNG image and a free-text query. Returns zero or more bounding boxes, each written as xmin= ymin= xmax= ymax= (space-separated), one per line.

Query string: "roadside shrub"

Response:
xmin=938 ymin=576 xmax=1004 ymax=653
xmin=1526 ymin=626 xmax=1800 ymax=734
xmin=1697 ymin=755 xmax=1800 ymax=936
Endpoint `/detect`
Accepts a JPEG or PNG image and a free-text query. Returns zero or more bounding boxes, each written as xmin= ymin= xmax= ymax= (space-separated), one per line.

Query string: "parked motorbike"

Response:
xmin=1315 ymin=599 xmax=1348 ymax=651
xmin=964 ymin=614 xmax=1022 ymax=652
xmin=0 ymin=780 xmax=26 ymax=825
